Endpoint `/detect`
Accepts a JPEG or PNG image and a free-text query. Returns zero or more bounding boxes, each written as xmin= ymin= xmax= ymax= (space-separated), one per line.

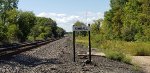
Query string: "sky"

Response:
xmin=18 ymin=0 xmax=110 ymax=32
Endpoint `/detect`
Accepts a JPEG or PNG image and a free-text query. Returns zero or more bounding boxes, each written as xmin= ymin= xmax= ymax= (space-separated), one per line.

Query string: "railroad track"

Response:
xmin=0 ymin=38 xmax=59 ymax=58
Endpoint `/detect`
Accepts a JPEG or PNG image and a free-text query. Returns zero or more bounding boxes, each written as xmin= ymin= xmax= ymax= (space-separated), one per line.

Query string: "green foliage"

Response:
xmin=123 ymin=55 xmax=132 ymax=64
xmin=76 ymin=36 xmax=150 ymax=56
xmin=27 ymin=36 xmax=34 ymax=42
xmin=36 ymin=33 xmax=48 ymax=40
xmin=28 ymin=17 xmax=56 ymax=41
xmin=104 ymin=49 xmax=132 ymax=64
xmin=56 ymin=27 xmax=66 ymax=38
xmin=0 ymin=0 xmax=18 ymax=24
xmin=91 ymin=34 xmax=105 ymax=48
xmin=0 ymin=1 xmax=65 ymax=44
xmin=102 ymin=0 xmax=150 ymax=41
xmin=5 ymin=9 xmax=19 ymax=24
xmin=105 ymin=50 xmax=125 ymax=61
xmin=36 ymin=17 xmax=58 ymax=37
xmin=6 ymin=24 xmax=21 ymax=43
xmin=17 ymin=11 xmax=36 ymax=42
xmin=91 ymin=19 xmax=103 ymax=34
xmin=28 ymin=17 xmax=65 ymax=41
xmin=76 ymin=36 xmax=89 ymax=47
xmin=0 ymin=20 xmax=7 ymax=44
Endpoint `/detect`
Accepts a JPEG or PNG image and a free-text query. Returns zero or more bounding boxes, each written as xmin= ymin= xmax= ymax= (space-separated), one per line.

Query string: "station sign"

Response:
xmin=73 ymin=26 xmax=90 ymax=31
xmin=72 ymin=24 xmax=91 ymax=63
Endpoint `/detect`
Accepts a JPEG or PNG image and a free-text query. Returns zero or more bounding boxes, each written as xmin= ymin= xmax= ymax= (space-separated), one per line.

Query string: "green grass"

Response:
xmin=76 ymin=36 xmax=150 ymax=56
xmin=76 ymin=36 xmax=89 ymax=47
xmin=76 ymin=36 xmax=132 ymax=64
xmin=100 ymin=40 xmax=150 ymax=56
xmin=76 ymin=35 xmax=150 ymax=64
xmin=105 ymin=49 xmax=131 ymax=64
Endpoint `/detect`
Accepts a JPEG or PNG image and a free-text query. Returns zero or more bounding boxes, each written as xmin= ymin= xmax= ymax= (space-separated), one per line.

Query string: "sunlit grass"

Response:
xmin=76 ymin=36 xmax=89 ymax=47
xmin=76 ymin=36 xmax=150 ymax=56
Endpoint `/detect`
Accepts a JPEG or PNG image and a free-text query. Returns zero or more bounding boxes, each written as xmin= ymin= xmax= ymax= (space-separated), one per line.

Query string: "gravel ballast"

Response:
xmin=0 ymin=37 xmax=143 ymax=73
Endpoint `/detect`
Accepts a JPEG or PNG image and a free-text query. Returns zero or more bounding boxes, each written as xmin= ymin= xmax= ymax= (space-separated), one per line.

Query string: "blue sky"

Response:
xmin=18 ymin=0 xmax=110 ymax=32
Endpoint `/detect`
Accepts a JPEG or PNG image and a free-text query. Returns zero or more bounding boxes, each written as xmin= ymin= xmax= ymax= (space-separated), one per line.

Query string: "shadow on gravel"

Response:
xmin=0 ymin=54 xmax=62 ymax=67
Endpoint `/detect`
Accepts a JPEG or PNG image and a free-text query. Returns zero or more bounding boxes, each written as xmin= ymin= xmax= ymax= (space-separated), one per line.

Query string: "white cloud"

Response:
xmin=36 ymin=12 xmax=104 ymax=32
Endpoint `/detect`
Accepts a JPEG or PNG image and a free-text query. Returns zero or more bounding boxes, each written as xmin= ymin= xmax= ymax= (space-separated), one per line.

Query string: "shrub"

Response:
xmin=123 ymin=55 xmax=132 ymax=64
xmin=105 ymin=50 xmax=131 ymax=64
xmin=105 ymin=50 xmax=125 ymax=61
xmin=27 ymin=36 xmax=34 ymax=42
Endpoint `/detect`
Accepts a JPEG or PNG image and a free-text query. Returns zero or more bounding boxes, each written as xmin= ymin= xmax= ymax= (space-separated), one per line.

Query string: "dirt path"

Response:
xmin=132 ymin=56 xmax=150 ymax=73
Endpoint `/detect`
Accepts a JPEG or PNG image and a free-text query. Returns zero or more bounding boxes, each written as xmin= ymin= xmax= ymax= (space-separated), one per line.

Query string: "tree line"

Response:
xmin=74 ymin=0 xmax=150 ymax=42
xmin=102 ymin=0 xmax=150 ymax=41
xmin=0 ymin=0 xmax=66 ymax=44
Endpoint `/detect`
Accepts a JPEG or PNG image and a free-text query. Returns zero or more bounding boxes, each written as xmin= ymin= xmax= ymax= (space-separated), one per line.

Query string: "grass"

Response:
xmin=76 ymin=36 xmax=89 ymax=46
xmin=76 ymin=35 xmax=150 ymax=73
xmin=100 ymin=40 xmax=150 ymax=56
xmin=105 ymin=49 xmax=132 ymax=64
xmin=76 ymin=36 xmax=150 ymax=56
xmin=76 ymin=35 xmax=150 ymax=64
xmin=76 ymin=36 xmax=132 ymax=64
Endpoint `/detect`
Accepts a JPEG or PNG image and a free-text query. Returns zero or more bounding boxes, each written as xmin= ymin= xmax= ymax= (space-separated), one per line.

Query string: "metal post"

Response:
xmin=88 ymin=24 xmax=91 ymax=62
xmin=73 ymin=30 xmax=76 ymax=62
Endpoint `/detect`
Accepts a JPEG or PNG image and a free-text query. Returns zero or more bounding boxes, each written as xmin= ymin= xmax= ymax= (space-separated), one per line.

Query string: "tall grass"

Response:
xmin=76 ymin=35 xmax=150 ymax=56
xmin=105 ymin=49 xmax=131 ymax=64
xmin=76 ymin=36 xmax=89 ymax=47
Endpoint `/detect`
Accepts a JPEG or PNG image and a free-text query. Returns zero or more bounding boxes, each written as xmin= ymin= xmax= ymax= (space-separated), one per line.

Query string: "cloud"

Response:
xmin=36 ymin=12 xmax=104 ymax=32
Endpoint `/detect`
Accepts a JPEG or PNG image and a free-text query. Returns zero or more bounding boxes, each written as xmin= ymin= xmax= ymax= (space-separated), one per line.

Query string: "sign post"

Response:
xmin=73 ymin=25 xmax=76 ymax=62
xmin=73 ymin=24 xmax=91 ymax=62
xmin=88 ymin=24 xmax=91 ymax=62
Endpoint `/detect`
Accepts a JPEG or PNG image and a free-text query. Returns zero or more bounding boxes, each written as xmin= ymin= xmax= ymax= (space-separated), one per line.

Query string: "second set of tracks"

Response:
xmin=0 ymin=38 xmax=60 ymax=58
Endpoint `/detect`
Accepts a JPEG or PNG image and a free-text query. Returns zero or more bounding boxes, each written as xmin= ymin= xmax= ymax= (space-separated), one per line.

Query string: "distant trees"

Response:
xmin=102 ymin=0 xmax=150 ymax=41
xmin=0 ymin=0 xmax=66 ymax=44
xmin=28 ymin=17 xmax=57 ymax=41
xmin=56 ymin=27 xmax=66 ymax=38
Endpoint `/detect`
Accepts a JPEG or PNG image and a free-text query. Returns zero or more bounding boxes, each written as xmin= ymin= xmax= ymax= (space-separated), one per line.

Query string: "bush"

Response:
xmin=105 ymin=50 xmax=131 ymax=64
xmin=76 ymin=36 xmax=89 ymax=46
xmin=27 ymin=36 xmax=34 ymax=42
xmin=105 ymin=50 xmax=124 ymax=61
xmin=123 ymin=55 xmax=132 ymax=64
xmin=7 ymin=24 xmax=21 ymax=43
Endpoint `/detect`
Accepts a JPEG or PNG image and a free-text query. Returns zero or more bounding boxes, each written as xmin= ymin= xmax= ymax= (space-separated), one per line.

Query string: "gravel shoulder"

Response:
xmin=0 ymin=37 xmax=143 ymax=73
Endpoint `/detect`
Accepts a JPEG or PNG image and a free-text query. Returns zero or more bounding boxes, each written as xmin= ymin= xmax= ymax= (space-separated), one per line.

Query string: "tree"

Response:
xmin=0 ymin=20 xmax=7 ymax=44
xmin=17 ymin=11 xmax=36 ymax=42
xmin=0 ymin=0 xmax=18 ymax=24
xmin=6 ymin=24 xmax=21 ymax=43
xmin=5 ymin=9 xmax=19 ymax=24
xmin=102 ymin=0 xmax=150 ymax=41
xmin=28 ymin=17 xmax=58 ymax=41
xmin=56 ymin=27 xmax=66 ymax=38
xmin=36 ymin=17 xmax=57 ymax=37
xmin=91 ymin=19 xmax=103 ymax=34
